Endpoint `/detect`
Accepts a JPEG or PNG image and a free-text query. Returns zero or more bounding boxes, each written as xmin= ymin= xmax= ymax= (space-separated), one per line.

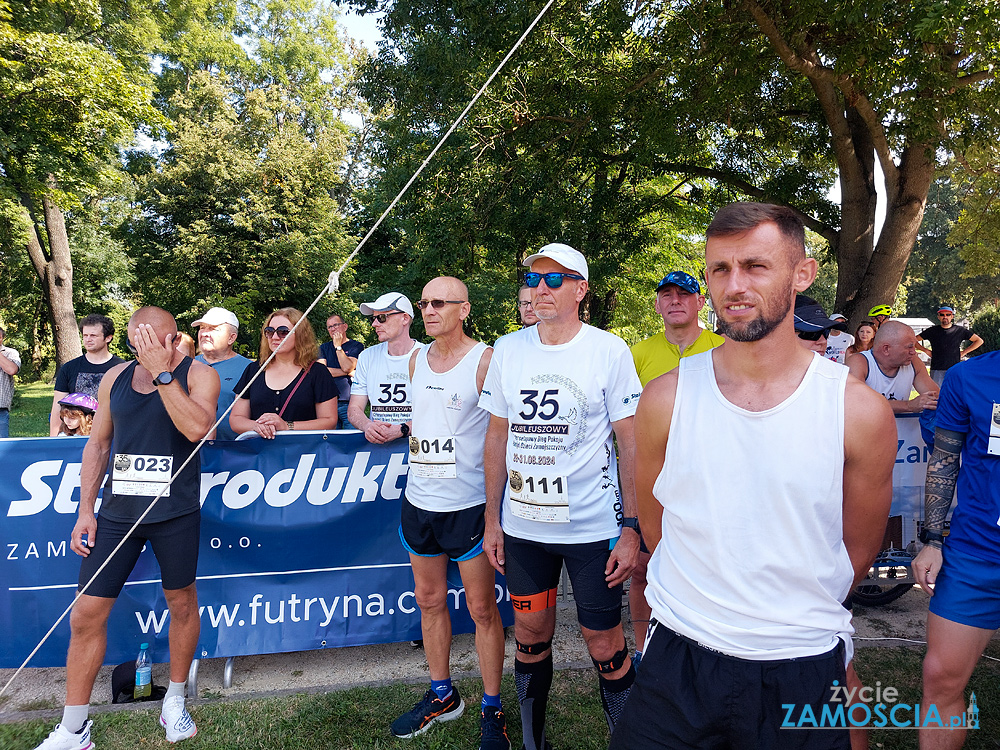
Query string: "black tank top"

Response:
xmin=102 ymin=358 xmax=201 ymax=523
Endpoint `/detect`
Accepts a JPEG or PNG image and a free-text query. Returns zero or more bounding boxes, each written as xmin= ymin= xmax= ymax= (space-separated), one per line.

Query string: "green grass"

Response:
xmin=2 ymin=647 xmax=999 ymax=749
xmin=10 ymin=380 xmax=54 ymax=437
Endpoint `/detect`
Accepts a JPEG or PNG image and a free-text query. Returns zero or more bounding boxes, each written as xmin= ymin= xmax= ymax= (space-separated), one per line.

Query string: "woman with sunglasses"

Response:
xmin=229 ymin=308 xmax=338 ymax=438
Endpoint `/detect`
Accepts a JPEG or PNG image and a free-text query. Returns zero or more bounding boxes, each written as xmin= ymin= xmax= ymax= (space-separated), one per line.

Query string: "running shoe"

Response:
xmin=159 ymin=695 xmax=197 ymax=743
xmin=391 ymin=687 xmax=464 ymax=738
xmin=480 ymin=706 xmax=511 ymax=750
xmin=33 ymin=720 xmax=94 ymax=750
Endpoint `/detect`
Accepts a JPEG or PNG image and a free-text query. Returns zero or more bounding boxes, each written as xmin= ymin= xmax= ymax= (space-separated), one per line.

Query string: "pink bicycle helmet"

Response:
xmin=58 ymin=392 xmax=99 ymax=414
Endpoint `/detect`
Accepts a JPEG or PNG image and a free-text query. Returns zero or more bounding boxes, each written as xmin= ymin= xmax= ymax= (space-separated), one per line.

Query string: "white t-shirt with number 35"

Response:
xmin=479 ymin=324 xmax=641 ymax=544
xmin=351 ymin=340 xmax=424 ymax=423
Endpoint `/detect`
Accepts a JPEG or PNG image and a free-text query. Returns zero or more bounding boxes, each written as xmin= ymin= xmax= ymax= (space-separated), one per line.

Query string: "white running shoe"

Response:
xmin=33 ymin=720 xmax=94 ymax=750
xmin=159 ymin=696 xmax=197 ymax=743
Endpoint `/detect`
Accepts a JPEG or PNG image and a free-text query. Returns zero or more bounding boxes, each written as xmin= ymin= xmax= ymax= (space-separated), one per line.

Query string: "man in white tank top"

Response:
xmin=388 ymin=277 xmax=509 ymax=749
xmin=348 ymin=291 xmax=423 ymax=443
xmin=846 ymin=320 xmax=939 ymax=414
xmin=610 ymin=203 xmax=897 ymax=750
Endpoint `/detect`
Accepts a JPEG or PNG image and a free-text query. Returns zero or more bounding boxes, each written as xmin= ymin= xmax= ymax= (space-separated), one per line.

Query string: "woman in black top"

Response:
xmin=230 ymin=308 xmax=338 ymax=438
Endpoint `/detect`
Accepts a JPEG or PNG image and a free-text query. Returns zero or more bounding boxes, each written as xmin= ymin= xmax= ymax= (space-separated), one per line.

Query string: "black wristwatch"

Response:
xmin=400 ymin=423 xmax=410 ymax=438
xmin=919 ymin=528 xmax=945 ymax=545
xmin=153 ymin=371 xmax=174 ymax=387
xmin=622 ymin=517 xmax=640 ymax=534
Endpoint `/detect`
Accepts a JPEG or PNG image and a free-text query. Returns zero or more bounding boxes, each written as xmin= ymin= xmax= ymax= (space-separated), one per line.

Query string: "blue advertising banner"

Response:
xmin=891 ymin=414 xmax=932 ymax=546
xmin=1 ymin=433 xmax=512 ymax=668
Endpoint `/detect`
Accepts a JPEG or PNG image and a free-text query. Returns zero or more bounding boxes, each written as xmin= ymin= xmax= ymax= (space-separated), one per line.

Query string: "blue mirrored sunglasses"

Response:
xmin=523 ymin=272 xmax=586 ymax=288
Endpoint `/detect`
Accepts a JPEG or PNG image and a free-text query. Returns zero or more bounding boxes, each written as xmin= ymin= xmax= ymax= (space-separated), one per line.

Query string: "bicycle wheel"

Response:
xmin=852 ymin=562 xmax=913 ymax=606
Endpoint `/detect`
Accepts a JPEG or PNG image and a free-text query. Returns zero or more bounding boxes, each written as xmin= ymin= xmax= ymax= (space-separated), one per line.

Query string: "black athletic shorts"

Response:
xmin=78 ymin=511 xmax=201 ymax=598
xmin=503 ymin=534 xmax=622 ymax=631
xmin=610 ymin=621 xmax=849 ymax=750
xmin=399 ymin=496 xmax=485 ymax=562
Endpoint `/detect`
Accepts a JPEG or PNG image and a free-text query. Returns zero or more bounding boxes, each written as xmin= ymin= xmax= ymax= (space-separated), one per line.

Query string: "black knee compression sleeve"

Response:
xmin=515 ymin=653 xmax=553 ymax=750
xmin=599 ymin=660 xmax=636 ymax=733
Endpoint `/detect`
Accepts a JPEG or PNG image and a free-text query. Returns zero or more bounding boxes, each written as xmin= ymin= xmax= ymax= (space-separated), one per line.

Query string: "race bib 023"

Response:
xmin=112 ymin=453 xmax=172 ymax=497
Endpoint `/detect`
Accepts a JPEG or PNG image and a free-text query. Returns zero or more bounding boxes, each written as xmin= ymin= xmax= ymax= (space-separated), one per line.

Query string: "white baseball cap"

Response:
xmin=359 ymin=292 xmax=414 ymax=317
xmin=522 ymin=242 xmax=589 ymax=280
xmin=192 ymin=307 xmax=239 ymax=329
xmin=831 ymin=312 xmax=848 ymax=322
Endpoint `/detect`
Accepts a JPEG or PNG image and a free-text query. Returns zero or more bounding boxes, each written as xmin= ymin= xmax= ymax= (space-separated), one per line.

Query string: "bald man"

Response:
xmin=390 ymin=277 xmax=509 ymax=748
xmin=847 ymin=320 xmax=939 ymax=414
xmin=34 ymin=307 xmax=219 ymax=750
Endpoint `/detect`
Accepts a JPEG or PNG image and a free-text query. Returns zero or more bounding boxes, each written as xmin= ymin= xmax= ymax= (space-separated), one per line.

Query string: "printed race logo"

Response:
xmin=782 ymin=680 xmax=980 ymax=731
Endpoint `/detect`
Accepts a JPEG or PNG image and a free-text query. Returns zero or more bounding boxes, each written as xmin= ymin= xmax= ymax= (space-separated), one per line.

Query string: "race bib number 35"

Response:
xmin=113 ymin=453 xmax=172 ymax=497
xmin=409 ymin=436 xmax=457 ymax=478
xmin=509 ymin=469 xmax=569 ymax=523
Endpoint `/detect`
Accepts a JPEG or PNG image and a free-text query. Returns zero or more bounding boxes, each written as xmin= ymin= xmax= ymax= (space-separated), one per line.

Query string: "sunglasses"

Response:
xmin=372 ymin=311 xmax=403 ymax=324
xmin=264 ymin=326 xmax=292 ymax=339
xmin=523 ymin=272 xmax=586 ymax=289
xmin=416 ymin=299 xmax=464 ymax=310
xmin=797 ymin=329 xmax=831 ymax=341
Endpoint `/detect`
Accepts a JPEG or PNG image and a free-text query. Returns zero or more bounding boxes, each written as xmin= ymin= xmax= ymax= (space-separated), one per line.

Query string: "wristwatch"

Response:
xmin=286 ymin=421 xmax=295 ymax=431
xmin=400 ymin=423 xmax=410 ymax=438
xmin=153 ymin=371 xmax=174 ymax=387
xmin=622 ymin=517 xmax=640 ymax=534
xmin=919 ymin=528 xmax=945 ymax=545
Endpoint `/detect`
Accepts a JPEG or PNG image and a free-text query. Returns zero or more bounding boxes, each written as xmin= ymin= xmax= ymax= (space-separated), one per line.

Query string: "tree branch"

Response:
xmin=655 ymin=161 xmax=839 ymax=243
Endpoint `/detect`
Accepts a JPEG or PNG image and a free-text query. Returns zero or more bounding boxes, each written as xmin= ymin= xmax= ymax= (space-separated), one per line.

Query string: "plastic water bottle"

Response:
xmin=134 ymin=643 xmax=152 ymax=700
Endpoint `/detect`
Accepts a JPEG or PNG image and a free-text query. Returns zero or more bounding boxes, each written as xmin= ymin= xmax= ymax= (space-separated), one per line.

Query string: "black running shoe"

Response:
xmin=391 ymin=687 xmax=464 ymax=738
xmin=480 ymin=706 xmax=511 ymax=750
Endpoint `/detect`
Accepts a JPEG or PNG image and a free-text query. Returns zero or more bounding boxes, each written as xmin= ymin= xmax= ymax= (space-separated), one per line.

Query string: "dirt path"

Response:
xmin=0 ymin=585 xmax=959 ymax=721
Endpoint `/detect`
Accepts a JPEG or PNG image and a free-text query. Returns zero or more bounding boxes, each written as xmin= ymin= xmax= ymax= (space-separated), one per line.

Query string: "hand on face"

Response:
xmin=132 ymin=323 xmax=176 ymax=376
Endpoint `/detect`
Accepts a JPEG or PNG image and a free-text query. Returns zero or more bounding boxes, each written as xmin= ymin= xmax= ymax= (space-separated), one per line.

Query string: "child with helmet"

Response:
xmin=57 ymin=393 xmax=98 ymax=436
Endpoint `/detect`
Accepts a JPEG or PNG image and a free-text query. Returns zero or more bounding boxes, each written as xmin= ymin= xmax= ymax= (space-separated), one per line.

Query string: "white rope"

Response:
xmin=0 ymin=0 xmax=556 ymax=701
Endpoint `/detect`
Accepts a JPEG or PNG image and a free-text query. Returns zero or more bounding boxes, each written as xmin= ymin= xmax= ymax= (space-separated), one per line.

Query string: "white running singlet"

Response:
xmin=406 ymin=341 xmax=491 ymax=513
xmin=644 ymin=351 xmax=855 ymax=661
xmin=479 ymin=324 xmax=642 ymax=544
xmin=351 ymin=341 xmax=423 ymax=423
xmin=860 ymin=349 xmax=915 ymax=402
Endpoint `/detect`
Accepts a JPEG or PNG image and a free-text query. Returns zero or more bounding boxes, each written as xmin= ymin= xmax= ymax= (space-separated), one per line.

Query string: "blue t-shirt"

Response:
xmin=935 ymin=352 xmax=1000 ymax=563
xmin=196 ymin=353 xmax=253 ymax=441
xmin=318 ymin=339 xmax=364 ymax=403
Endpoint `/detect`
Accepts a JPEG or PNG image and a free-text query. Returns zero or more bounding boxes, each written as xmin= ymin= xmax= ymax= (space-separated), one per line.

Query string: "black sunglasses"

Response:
xmin=372 ymin=311 xmax=404 ymax=324
xmin=416 ymin=299 xmax=465 ymax=310
xmin=523 ymin=272 xmax=586 ymax=289
xmin=264 ymin=326 xmax=291 ymax=339
xmin=797 ymin=328 xmax=831 ymax=341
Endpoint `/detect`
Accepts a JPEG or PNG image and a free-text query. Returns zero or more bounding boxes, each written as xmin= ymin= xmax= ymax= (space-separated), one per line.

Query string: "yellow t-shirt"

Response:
xmin=630 ymin=328 xmax=725 ymax=387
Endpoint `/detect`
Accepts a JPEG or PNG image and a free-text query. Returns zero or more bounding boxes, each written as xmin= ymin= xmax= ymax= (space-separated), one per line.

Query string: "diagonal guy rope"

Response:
xmin=1 ymin=0 xmax=557 ymax=701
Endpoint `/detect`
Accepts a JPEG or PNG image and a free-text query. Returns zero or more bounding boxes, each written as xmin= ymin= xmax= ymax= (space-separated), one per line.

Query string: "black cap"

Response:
xmin=794 ymin=295 xmax=848 ymax=332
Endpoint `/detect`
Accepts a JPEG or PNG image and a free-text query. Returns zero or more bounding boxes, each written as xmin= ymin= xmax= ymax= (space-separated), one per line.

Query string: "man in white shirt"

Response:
xmin=0 ymin=324 xmax=21 ymax=438
xmin=481 ymin=243 xmax=641 ymax=749
xmin=824 ymin=312 xmax=855 ymax=363
xmin=847 ymin=321 xmax=939 ymax=414
xmin=348 ymin=292 xmax=422 ymax=443
xmin=611 ymin=203 xmax=896 ymax=749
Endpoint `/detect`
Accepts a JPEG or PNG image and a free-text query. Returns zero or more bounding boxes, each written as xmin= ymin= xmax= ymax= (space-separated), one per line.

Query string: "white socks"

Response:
xmin=61 ymin=705 xmax=89 ymax=734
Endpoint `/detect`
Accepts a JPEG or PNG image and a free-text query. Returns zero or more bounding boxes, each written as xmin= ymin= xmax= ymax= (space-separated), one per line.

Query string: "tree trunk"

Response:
xmin=20 ymin=186 xmax=81 ymax=371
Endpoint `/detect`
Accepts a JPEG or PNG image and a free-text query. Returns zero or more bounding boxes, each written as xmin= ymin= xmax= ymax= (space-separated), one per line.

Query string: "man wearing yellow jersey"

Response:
xmin=627 ymin=270 xmax=723 ymax=666
xmin=630 ymin=270 xmax=724 ymax=388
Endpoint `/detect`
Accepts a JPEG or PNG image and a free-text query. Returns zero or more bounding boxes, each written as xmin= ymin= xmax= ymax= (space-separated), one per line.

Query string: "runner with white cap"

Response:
xmin=480 ymin=242 xmax=642 ymax=749
xmin=348 ymin=292 xmax=423 ymax=444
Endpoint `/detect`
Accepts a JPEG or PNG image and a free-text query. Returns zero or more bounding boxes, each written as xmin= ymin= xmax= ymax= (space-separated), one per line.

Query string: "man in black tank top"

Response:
xmin=34 ymin=307 xmax=219 ymax=750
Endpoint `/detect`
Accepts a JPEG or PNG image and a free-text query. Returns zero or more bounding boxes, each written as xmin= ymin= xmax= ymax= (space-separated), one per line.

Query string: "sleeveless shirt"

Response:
xmin=644 ymin=351 xmax=855 ymax=660
xmin=860 ymin=349 xmax=915 ymax=402
xmin=101 ymin=358 xmax=201 ymax=524
xmin=406 ymin=342 xmax=490 ymax=512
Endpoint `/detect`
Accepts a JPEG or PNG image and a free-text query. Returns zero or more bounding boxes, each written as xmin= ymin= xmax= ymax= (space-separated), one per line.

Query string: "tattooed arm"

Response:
xmin=911 ymin=428 xmax=964 ymax=595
